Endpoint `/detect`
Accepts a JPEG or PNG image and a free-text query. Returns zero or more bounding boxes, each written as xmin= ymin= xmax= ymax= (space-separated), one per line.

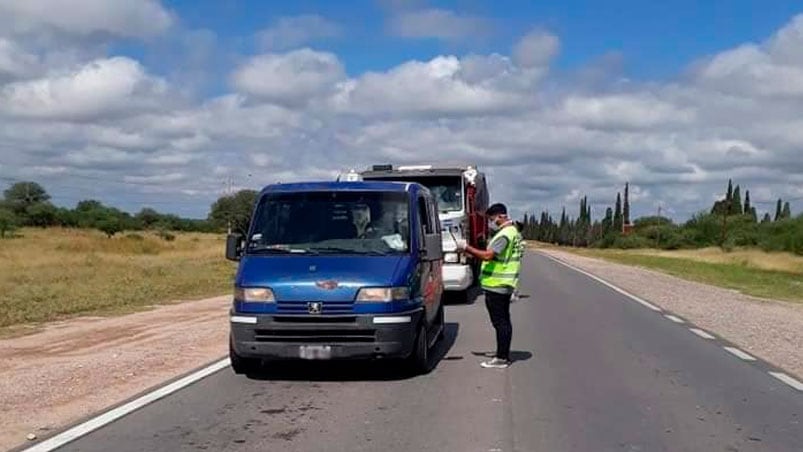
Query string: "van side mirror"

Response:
xmin=422 ymin=233 xmax=443 ymax=261
xmin=225 ymin=233 xmax=243 ymax=261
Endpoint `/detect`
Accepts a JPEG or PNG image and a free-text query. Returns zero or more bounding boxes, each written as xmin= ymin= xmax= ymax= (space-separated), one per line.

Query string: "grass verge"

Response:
xmin=565 ymin=247 xmax=803 ymax=303
xmin=0 ymin=228 xmax=236 ymax=328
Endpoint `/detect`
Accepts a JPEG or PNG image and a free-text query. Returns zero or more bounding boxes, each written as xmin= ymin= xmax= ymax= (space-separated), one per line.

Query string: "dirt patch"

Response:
xmin=539 ymin=249 xmax=803 ymax=379
xmin=0 ymin=295 xmax=230 ymax=451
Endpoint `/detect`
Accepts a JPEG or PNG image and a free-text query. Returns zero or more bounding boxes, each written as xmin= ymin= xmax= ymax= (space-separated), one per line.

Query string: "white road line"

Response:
xmin=540 ymin=253 xmax=662 ymax=312
xmin=769 ymin=372 xmax=803 ymax=391
xmin=664 ymin=314 xmax=685 ymax=324
xmin=22 ymin=358 xmax=231 ymax=452
xmin=689 ymin=328 xmax=716 ymax=340
xmin=723 ymin=347 xmax=757 ymax=361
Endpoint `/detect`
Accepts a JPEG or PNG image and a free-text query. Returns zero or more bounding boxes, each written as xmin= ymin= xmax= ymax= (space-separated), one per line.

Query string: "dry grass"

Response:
xmin=0 ymin=228 xmax=236 ymax=328
xmin=547 ymin=245 xmax=803 ymax=302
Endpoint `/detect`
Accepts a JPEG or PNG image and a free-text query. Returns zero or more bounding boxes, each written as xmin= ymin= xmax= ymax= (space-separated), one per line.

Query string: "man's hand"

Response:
xmin=454 ymin=238 xmax=468 ymax=251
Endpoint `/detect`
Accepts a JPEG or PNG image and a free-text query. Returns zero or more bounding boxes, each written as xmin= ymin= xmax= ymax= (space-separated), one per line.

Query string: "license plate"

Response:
xmin=299 ymin=345 xmax=332 ymax=360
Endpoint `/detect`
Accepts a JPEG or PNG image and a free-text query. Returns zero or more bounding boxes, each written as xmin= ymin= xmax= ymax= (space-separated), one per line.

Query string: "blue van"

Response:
xmin=225 ymin=181 xmax=445 ymax=375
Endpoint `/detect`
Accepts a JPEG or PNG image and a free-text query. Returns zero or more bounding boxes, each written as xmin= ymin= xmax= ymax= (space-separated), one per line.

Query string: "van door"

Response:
xmin=416 ymin=195 xmax=440 ymax=323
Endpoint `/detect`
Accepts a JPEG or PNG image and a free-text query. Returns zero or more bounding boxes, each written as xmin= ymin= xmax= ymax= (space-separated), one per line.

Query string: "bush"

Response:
xmin=157 ymin=230 xmax=176 ymax=242
xmin=611 ymin=234 xmax=652 ymax=249
xmin=0 ymin=208 xmax=17 ymax=238
xmin=125 ymin=233 xmax=145 ymax=241
xmin=758 ymin=217 xmax=803 ymax=255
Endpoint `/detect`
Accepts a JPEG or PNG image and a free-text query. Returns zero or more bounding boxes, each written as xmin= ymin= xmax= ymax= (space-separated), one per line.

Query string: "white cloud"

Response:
xmin=257 ymin=14 xmax=342 ymax=50
xmin=0 ymin=0 xmax=173 ymax=38
xmin=231 ymin=49 xmax=346 ymax=106
xmin=2 ymin=13 xmax=803 ymax=221
xmin=0 ymin=57 xmax=169 ymax=121
xmin=387 ymin=8 xmax=490 ymax=41
xmin=513 ymin=29 xmax=559 ymax=69
xmin=0 ymin=38 xmax=40 ymax=79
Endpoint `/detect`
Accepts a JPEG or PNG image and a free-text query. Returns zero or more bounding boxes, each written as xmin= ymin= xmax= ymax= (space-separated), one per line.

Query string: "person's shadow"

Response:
xmin=469 ymin=350 xmax=533 ymax=363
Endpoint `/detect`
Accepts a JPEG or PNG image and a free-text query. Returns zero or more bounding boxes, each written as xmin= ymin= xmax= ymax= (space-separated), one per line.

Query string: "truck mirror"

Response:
xmin=225 ymin=233 xmax=243 ymax=261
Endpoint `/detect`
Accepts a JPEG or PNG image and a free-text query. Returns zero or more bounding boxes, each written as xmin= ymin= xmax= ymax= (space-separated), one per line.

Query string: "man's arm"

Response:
xmin=463 ymin=236 xmax=508 ymax=262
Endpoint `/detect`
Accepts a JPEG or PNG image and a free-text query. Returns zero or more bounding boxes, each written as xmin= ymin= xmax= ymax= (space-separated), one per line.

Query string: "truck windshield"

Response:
xmin=247 ymin=191 xmax=410 ymax=255
xmin=369 ymin=176 xmax=462 ymax=212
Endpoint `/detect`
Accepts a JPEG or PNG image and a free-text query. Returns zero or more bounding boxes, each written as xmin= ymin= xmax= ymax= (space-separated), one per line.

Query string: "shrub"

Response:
xmin=157 ymin=230 xmax=176 ymax=242
xmin=125 ymin=233 xmax=145 ymax=241
xmin=611 ymin=234 xmax=652 ymax=249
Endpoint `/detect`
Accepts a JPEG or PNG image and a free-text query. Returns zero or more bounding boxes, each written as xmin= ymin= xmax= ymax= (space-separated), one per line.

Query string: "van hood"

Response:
xmin=236 ymin=254 xmax=412 ymax=302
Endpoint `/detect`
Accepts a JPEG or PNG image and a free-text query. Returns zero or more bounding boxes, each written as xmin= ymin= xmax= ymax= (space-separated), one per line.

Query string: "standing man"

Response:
xmin=457 ymin=203 xmax=524 ymax=368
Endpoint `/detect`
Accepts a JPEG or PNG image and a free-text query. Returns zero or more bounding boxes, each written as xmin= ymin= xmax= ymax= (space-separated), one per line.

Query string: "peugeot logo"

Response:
xmin=308 ymin=302 xmax=323 ymax=314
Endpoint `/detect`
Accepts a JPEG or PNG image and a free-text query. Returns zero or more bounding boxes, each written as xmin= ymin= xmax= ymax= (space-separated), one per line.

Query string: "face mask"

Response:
xmin=488 ymin=219 xmax=500 ymax=232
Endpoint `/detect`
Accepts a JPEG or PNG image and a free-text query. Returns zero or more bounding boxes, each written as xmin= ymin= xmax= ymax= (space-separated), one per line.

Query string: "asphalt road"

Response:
xmin=54 ymin=253 xmax=803 ymax=452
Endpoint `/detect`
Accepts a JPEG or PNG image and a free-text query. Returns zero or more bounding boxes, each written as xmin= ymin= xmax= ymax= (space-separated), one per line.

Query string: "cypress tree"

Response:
xmin=782 ymin=202 xmax=792 ymax=219
xmin=762 ymin=213 xmax=772 ymax=223
xmin=743 ymin=190 xmax=751 ymax=216
xmin=726 ymin=179 xmax=733 ymax=203
xmin=775 ymin=199 xmax=783 ymax=221
xmin=750 ymin=207 xmax=757 ymax=223
xmin=613 ymin=193 xmax=623 ymax=233
xmin=603 ymin=207 xmax=613 ymax=235
xmin=623 ymin=182 xmax=630 ymax=225
xmin=731 ymin=185 xmax=742 ymax=215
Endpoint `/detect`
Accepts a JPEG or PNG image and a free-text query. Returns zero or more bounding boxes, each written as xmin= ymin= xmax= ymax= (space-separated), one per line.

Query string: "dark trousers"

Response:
xmin=484 ymin=290 xmax=513 ymax=361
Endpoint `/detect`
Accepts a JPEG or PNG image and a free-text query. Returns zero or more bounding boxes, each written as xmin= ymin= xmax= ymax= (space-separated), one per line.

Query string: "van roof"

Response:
xmin=260 ymin=181 xmax=421 ymax=195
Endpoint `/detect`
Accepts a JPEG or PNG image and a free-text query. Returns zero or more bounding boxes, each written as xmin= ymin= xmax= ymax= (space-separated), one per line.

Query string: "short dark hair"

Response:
xmin=486 ymin=203 xmax=507 ymax=217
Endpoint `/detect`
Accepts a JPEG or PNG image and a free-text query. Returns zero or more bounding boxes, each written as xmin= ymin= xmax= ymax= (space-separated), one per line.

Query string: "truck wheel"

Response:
xmin=229 ymin=338 xmax=260 ymax=375
xmin=407 ymin=323 xmax=432 ymax=375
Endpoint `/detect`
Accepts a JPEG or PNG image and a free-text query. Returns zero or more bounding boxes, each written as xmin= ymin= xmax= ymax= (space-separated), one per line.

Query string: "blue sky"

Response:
xmin=1 ymin=0 xmax=802 ymax=219
xmin=142 ymin=0 xmax=803 ymax=83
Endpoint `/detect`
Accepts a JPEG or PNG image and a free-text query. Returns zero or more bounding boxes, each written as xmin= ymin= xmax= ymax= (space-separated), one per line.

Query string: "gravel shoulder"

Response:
xmin=0 ymin=295 xmax=230 ymax=451
xmin=538 ymin=248 xmax=803 ymax=380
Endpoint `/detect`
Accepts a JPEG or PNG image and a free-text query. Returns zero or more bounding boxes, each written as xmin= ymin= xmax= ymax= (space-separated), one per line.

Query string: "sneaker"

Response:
xmin=480 ymin=357 xmax=511 ymax=369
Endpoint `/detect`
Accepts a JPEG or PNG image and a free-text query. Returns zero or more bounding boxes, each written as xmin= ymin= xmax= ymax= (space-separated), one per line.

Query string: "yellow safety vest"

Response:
xmin=480 ymin=225 xmax=524 ymax=289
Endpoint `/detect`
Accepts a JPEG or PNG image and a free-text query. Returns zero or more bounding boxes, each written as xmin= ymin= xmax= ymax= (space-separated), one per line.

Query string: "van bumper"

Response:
xmin=443 ymin=263 xmax=473 ymax=291
xmin=230 ymin=309 xmax=423 ymax=360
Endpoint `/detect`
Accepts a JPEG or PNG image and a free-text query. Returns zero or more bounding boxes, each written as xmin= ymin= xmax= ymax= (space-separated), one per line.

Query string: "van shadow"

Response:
xmin=244 ymin=322 xmax=460 ymax=382
xmin=443 ymin=286 xmax=482 ymax=306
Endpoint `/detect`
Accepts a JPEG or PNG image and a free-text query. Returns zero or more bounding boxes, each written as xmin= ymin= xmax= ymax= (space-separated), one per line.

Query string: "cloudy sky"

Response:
xmin=1 ymin=0 xmax=802 ymax=220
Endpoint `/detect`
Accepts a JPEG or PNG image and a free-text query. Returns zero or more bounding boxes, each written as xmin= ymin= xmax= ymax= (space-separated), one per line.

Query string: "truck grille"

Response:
xmin=253 ymin=329 xmax=376 ymax=343
xmin=276 ymin=301 xmax=354 ymax=314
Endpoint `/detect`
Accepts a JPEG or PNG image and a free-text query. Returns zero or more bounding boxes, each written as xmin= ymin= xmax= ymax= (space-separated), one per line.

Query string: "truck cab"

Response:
xmin=350 ymin=165 xmax=489 ymax=301
xmin=226 ymin=181 xmax=445 ymax=375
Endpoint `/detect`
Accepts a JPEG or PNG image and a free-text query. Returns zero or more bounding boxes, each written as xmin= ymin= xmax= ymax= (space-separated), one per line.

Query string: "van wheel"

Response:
xmin=407 ymin=323 xmax=432 ymax=375
xmin=230 ymin=338 xmax=260 ymax=375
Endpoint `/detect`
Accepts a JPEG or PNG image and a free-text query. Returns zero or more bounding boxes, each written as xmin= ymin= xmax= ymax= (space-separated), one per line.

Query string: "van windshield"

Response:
xmin=247 ymin=191 xmax=411 ymax=255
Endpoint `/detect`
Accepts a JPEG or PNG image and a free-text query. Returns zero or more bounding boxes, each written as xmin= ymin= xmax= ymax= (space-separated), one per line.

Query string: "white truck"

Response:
xmin=340 ymin=164 xmax=490 ymax=301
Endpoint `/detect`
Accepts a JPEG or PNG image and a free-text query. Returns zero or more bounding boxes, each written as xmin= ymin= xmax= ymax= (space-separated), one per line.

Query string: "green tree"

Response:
xmin=0 ymin=208 xmax=17 ymax=238
xmin=3 ymin=181 xmax=50 ymax=215
xmin=761 ymin=213 xmax=772 ymax=224
xmin=135 ymin=208 xmax=162 ymax=229
xmin=731 ymin=185 xmax=742 ymax=215
xmin=25 ymin=203 xmax=58 ymax=227
xmin=623 ymin=183 xmax=630 ymax=225
xmin=208 ymin=189 xmax=259 ymax=235
xmin=97 ymin=216 xmax=122 ymax=238
xmin=726 ymin=179 xmax=733 ymax=203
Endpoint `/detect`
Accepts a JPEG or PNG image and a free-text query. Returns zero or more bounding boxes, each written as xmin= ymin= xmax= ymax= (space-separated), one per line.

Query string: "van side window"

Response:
xmin=417 ymin=196 xmax=432 ymax=235
xmin=427 ymin=196 xmax=440 ymax=233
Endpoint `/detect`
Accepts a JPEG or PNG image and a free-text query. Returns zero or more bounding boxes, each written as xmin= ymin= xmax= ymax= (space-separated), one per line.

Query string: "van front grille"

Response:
xmin=254 ymin=329 xmax=376 ymax=343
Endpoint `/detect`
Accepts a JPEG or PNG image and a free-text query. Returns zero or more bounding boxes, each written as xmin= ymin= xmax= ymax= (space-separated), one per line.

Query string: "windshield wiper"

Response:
xmin=247 ymin=245 xmax=308 ymax=254
xmin=307 ymin=246 xmax=394 ymax=255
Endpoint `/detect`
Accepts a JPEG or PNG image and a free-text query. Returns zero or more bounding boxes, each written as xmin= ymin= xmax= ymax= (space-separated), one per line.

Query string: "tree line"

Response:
xmin=520 ymin=180 xmax=801 ymax=254
xmin=0 ymin=181 xmax=258 ymax=239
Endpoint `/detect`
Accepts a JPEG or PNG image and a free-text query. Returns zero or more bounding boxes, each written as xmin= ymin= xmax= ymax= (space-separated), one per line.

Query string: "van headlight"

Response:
xmin=234 ymin=287 xmax=276 ymax=303
xmin=444 ymin=252 xmax=459 ymax=263
xmin=356 ymin=287 xmax=409 ymax=302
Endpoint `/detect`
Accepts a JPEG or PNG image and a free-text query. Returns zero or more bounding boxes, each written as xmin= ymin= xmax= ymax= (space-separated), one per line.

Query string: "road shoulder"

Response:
xmin=0 ymin=295 xmax=230 ymax=451
xmin=536 ymin=249 xmax=803 ymax=380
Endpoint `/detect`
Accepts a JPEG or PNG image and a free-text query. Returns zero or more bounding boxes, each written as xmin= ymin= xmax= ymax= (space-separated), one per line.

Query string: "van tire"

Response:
xmin=230 ymin=337 xmax=260 ymax=375
xmin=407 ymin=323 xmax=432 ymax=375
